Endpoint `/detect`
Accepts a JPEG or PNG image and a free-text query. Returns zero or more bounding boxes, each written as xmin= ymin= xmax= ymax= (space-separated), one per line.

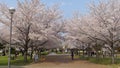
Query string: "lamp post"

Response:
xmin=8 ymin=7 xmax=15 ymax=68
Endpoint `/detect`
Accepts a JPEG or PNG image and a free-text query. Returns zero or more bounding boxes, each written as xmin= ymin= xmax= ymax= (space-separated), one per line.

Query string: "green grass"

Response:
xmin=89 ymin=57 xmax=112 ymax=65
xmin=0 ymin=56 xmax=32 ymax=66
xmin=79 ymin=56 xmax=120 ymax=65
xmin=0 ymin=56 xmax=8 ymax=65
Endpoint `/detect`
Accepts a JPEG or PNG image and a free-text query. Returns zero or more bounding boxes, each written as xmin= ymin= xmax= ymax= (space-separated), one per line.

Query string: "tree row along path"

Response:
xmin=24 ymin=54 xmax=109 ymax=68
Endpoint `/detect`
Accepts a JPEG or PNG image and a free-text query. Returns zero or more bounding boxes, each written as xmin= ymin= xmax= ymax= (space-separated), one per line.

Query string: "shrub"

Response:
xmin=41 ymin=51 xmax=49 ymax=55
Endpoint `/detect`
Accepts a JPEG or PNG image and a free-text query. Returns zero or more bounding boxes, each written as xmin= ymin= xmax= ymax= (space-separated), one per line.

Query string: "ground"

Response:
xmin=0 ymin=53 xmax=110 ymax=68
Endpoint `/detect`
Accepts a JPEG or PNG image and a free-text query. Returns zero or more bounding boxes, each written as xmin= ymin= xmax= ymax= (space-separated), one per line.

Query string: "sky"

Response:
xmin=0 ymin=0 xmax=96 ymax=18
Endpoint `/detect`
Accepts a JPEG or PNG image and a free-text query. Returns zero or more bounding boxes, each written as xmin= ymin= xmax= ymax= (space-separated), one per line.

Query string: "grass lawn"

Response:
xmin=0 ymin=56 xmax=32 ymax=66
xmin=79 ymin=56 xmax=120 ymax=68
xmin=79 ymin=56 xmax=120 ymax=65
xmin=0 ymin=66 xmax=24 ymax=68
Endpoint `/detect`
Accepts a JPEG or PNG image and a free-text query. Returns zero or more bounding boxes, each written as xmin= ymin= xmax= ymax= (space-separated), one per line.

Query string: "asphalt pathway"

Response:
xmin=25 ymin=54 xmax=109 ymax=68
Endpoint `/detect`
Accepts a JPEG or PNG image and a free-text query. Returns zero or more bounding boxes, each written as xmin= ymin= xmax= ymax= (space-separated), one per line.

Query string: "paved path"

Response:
xmin=0 ymin=54 xmax=110 ymax=68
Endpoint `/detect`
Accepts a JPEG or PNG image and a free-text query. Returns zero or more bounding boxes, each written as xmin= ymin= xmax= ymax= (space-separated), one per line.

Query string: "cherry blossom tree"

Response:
xmin=64 ymin=0 xmax=120 ymax=64
xmin=0 ymin=0 xmax=63 ymax=62
xmin=88 ymin=0 xmax=120 ymax=63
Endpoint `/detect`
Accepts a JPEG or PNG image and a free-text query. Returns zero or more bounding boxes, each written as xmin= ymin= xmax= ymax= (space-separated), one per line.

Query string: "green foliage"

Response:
xmin=11 ymin=48 xmax=15 ymax=54
xmin=41 ymin=51 xmax=49 ymax=55
xmin=0 ymin=43 xmax=4 ymax=49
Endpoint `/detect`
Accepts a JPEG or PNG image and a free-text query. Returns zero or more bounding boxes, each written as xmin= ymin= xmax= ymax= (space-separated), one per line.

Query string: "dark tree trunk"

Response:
xmin=24 ymin=44 xmax=28 ymax=62
xmin=24 ymin=49 xmax=28 ymax=62
xmin=39 ymin=49 xmax=42 ymax=58
xmin=110 ymin=41 xmax=115 ymax=64
xmin=22 ymin=51 xmax=24 ymax=56
xmin=37 ymin=49 xmax=40 ymax=58
xmin=2 ymin=49 xmax=6 ymax=56
xmin=83 ymin=49 xmax=85 ymax=57
xmin=111 ymin=45 xmax=115 ymax=64
xmin=30 ymin=47 xmax=34 ymax=60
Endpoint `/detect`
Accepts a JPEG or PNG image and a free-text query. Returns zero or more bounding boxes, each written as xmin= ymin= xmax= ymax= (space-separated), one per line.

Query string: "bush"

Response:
xmin=41 ymin=51 xmax=49 ymax=55
xmin=11 ymin=48 xmax=15 ymax=54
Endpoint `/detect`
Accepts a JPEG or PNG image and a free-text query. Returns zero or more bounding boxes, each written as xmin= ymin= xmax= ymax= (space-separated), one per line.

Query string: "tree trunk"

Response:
xmin=37 ymin=49 xmax=40 ymax=58
xmin=2 ymin=49 xmax=5 ymax=56
xmin=78 ymin=50 xmax=80 ymax=56
xmin=39 ymin=49 xmax=42 ymax=58
xmin=30 ymin=47 xmax=33 ymax=60
xmin=24 ymin=49 xmax=28 ymax=62
xmin=82 ymin=49 xmax=85 ymax=57
xmin=111 ymin=48 xmax=115 ymax=64
xmin=111 ymin=44 xmax=115 ymax=64
xmin=88 ymin=51 xmax=91 ymax=57
xmin=30 ymin=50 xmax=33 ymax=60
xmin=20 ymin=48 xmax=24 ymax=56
